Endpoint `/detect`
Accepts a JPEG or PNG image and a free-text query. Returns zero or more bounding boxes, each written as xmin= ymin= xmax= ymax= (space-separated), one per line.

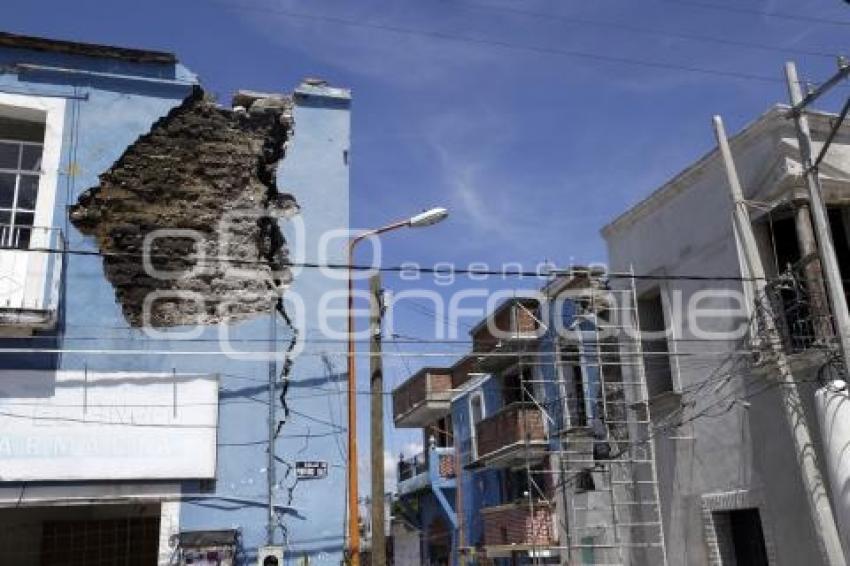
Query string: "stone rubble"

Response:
xmin=70 ymin=86 xmax=299 ymax=327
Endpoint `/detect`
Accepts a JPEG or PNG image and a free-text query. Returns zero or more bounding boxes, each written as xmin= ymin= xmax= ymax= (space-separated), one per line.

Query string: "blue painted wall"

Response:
xmin=445 ymin=294 xmax=601 ymax=565
xmin=539 ymin=295 xmax=603 ymax=438
xmin=451 ymin=382 xmax=503 ymax=556
xmin=0 ymin=43 xmax=350 ymax=565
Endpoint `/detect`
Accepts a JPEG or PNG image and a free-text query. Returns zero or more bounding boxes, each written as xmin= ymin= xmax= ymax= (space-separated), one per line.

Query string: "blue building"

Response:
xmin=391 ymin=270 xmax=665 ymax=565
xmin=0 ymin=32 xmax=350 ymax=565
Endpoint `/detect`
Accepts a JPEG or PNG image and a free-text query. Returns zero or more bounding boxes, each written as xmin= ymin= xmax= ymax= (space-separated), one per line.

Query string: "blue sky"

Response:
xmin=6 ymin=0 xmax=850 ymax=483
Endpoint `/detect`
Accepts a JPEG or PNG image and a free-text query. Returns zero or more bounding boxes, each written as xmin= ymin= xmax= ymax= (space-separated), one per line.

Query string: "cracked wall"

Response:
xmin=70 ymin=87 xmax=299 ymax=327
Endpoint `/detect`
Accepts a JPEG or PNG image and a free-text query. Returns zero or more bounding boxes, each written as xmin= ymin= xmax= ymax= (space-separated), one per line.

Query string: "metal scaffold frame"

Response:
xmin=511 ymin=270 xmax=667 ymax=566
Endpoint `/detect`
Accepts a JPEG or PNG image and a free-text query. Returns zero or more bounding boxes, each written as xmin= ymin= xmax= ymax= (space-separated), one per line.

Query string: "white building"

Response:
xmin=603 ymin=105 xmax=850 ymax=565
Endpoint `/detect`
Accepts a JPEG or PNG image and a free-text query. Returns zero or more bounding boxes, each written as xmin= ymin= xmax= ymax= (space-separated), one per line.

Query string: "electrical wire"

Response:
xmin=0 ymin=346 xmax=761 ymax=357
xmin=658 ymin=0 xmax=850 ymax=28
xmin=456 ymin=0 xmax=839 ymax=59
xmin=24 ymin=242 xmax=775 ymax=281
xmin=202 ymin=0 xmax=795 ymax=85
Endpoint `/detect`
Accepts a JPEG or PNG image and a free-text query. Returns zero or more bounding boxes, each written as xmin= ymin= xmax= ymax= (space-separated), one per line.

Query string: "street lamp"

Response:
xmin=346 ymin=207 xmax=448 ymax=565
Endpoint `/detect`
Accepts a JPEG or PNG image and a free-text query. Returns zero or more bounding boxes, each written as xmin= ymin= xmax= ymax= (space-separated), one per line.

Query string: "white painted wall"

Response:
xmin=0 ymin=370 xmax=218 ymax=480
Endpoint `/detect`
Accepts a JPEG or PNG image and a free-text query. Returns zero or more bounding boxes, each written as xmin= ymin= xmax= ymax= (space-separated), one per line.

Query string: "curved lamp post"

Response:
xmin=346 ymin=207 xmax=448 ymax=565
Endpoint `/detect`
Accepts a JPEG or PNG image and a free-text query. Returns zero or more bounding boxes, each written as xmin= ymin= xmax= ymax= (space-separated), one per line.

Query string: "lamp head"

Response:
xmin=408 ymin=207 xmax=448 ymax=228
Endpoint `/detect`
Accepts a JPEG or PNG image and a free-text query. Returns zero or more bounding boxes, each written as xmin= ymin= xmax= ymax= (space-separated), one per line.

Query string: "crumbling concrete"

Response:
xmin=70 ymin=86 xmax=299 ymax=327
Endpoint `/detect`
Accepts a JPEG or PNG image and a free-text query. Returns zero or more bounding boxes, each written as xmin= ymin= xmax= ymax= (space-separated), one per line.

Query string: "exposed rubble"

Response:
xmin=70 ymin=86 xmax=299 ymax=327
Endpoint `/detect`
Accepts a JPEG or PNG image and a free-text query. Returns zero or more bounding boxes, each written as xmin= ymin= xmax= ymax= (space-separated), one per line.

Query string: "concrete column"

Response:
xmin=157 ymin=500 xmax=180 ymax=566
xmin=794 ymin=199 xmax=834 ymax=342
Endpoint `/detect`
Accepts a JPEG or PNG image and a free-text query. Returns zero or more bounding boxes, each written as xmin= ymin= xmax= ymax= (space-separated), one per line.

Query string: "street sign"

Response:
xmin=295 ymin=460 xmax=328 ymax=480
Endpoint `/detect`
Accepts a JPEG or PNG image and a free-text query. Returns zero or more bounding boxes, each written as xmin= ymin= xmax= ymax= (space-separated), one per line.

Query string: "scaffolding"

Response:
xmin=511 ymin=270 xmax=667 ymax=565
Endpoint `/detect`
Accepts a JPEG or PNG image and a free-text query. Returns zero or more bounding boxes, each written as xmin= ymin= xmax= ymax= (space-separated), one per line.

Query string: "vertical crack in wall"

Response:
xmin=275 ymin=296 xmax=297 ymax=437
xmin=70 ymin=86 xmax=299 ymax=327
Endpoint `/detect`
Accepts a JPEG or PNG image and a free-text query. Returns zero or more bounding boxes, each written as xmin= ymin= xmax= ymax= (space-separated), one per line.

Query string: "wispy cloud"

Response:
xmin=221 ymin=0 xmax=513 ymax=88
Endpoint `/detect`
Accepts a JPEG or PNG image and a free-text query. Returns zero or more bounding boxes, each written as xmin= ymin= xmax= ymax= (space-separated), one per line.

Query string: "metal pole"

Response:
xmin=713 ymin=115 xmax=846 ymax=566
xmin=347 ymin=238 xmax=361 ymax=566
xmin=268 ymin=307 xmax=277 ymax=546
xmin=785 ymin=61 xmax=850 ymax=371
xmin=345 ymin=214 xmax=441 ymax=565
xmin=370 ymin=273 xmax=387 ymax=566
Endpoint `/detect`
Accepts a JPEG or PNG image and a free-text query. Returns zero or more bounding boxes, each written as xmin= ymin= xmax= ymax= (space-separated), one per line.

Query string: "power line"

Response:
xmin=457 ymin=0 xmax=838 ymax=59
xmin=658 ymin=0 xmax=850 ymax=28
xmin=22 ymin=243 xmax=773 ymax=281
xmin=0 ymin=346 xmax=760 ymax=357
xmin=0 ymin=328 xmax=778 ymax=345
xmin=204 ymin=0 xmax=788 ymax=85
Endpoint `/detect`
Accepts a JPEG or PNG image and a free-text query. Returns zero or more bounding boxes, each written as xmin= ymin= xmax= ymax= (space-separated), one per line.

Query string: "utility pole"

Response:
xmin=369 ymin=273 xmax=387 ymax=566
xmin=785 ymin=60 xmax=850 ymax=373
xmin=345 ymin=208 xmax=447 ymax=565
xmin=713 ymin=115 xmax=846 ymax=566
xmin=267 ymin=309 xmax=278 ymax=546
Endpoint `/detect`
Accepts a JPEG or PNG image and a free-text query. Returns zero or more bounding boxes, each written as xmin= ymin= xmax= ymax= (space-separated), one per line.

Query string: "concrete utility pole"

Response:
xmin=713 ymin=115 xmax=846 ymax=566
xmin=785 ymin=60 xmax=850 ymax=374
xmin=369 ymin=273 xmax=387 ymax=566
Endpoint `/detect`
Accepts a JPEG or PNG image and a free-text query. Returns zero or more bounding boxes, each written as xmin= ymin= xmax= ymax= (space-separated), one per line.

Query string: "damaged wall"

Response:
xmin=0 ymin=35 xmax=352 ymax=562
xmin=70 ymin=87 xmax=298 ymax=327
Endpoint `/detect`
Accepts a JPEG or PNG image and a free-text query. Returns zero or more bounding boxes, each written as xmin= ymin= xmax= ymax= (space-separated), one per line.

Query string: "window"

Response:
xmin=501 ymin=365 xmax=533 ymax=407
xmin=0 ymin=95 xmax=64 ymax=318
xmin=559 ymin=345 xmax=587 ymax=428
xmin=504 ymin=464 xmax=546 ymax=502
xmin=426 ymin=415 xmax=453 ymax=448
xmin=762 ymin=212 xmax=817 ymax=351
xmin=829 ymin=207 xmax=850 ymax=290
xmin=502 ymin=369 xmax=521 ymax=406
xmin=469 ymin=393 xmax=485 ymax=459
xmin=712 ymin=508 xmax=769 ymax=566
xmin=0 ymin=119 xmax=44 ymax=250
xmin=638 ymin=288 xmax=674 ymax=396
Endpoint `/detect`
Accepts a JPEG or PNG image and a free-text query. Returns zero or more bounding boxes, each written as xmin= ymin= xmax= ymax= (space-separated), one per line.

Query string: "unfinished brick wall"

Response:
xmin=392 ymin=368 xmax=452 ymax=419
xmin=451 ymin=356 xmax=475 ymax=388
xmin=70 ymin=87 xmax=298 ymax=327
xmin=437 ymin=453 xmax=455 ymax=478
xmin=475 ymin=404 xmax=545 ymax=458
xmin=471 ymin=300 xmax=539 ymax=352
xmin=481 ymin=503 xmax=555 ymax=546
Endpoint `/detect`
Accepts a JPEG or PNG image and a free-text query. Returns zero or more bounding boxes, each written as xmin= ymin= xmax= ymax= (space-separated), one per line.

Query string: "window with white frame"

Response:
xmin=0 ymin=120 xmax=44 ymax=249
xmin=0 ymin=94 xmax=65 ymax=314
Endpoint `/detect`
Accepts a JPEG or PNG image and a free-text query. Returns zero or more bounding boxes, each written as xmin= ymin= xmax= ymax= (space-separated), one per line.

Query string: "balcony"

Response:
xmin=470 ymin=298 xmax=541 ymax=372
xmin=0 ymin=225 xmax=63 ymax=330
xmin=481 ymin=501 xmax=557 ymax=558
xmin=392 ymin=367 xmax=453 ymax=428
xmin=397 ymin=446 xmax=456 ymax=496
xmin=475 ymin=403 xmax=548 ymax=467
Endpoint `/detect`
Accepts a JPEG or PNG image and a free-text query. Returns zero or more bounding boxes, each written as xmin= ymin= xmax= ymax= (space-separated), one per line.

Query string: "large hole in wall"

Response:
xmin=70 ymin=87 xmax=299 ymax=327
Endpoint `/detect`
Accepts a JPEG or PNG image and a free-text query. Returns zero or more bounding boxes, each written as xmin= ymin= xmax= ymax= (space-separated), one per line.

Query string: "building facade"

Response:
xmin=603 ymin=106 xmax=850 ymax=565
xmin=391 ymin=273 xmax=664 ymax=565
xmin=0 ymin=32 xmax=350 ymax=564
